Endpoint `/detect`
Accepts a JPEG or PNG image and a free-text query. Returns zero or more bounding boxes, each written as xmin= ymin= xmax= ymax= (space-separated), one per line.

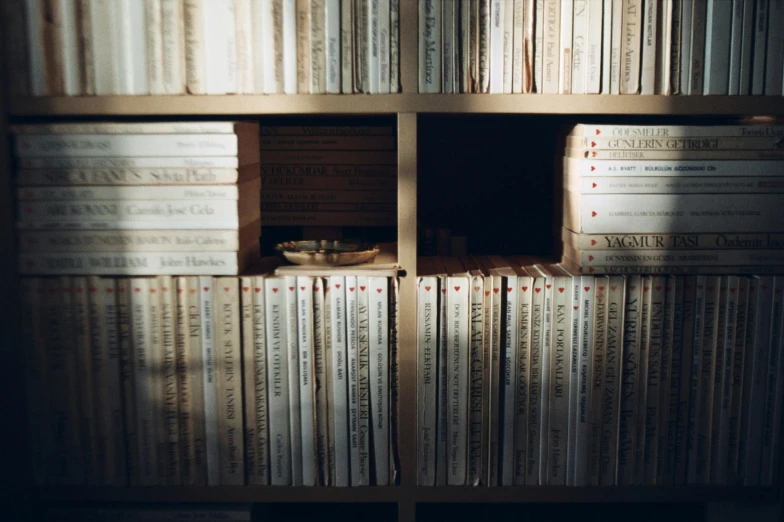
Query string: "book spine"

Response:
xmin=390 ymin=0 xmax=399 ymax=92
xmin=235 ymin=0 xmax=254 ymax=94
xmin=662 ymin=276 xmax=682 ymax=485
xmin=367 ymin=0 xmax=379 ymax=93
xmin=599 ymin=277 xmax=624 ymax=485
xmin=655 ymin=276 xmax=675 ymax=484
xmin=619 ymin=0 xmax=642 ymax=94
xmin=542 ymin=0 xmax=561 ymax=93
xmin=296 ymin=0 xmax=311 ymax=93
xmin=346 ymin=276 xmax=360 ymax=485
xmin=284 ymin=276 xmax=303 ymax=486
xmin=488 ymin=273 xmax=502 ymax=485
xmin=73 ymin=276 xmax=98 ymax=484
xmin=643 ymin=277 xmax=665 ymax=485
xmin=442 ymin=0 xmax=454 ymax=93
xmin=145 ymin=0 xmax=165 ymax=95
xmin=18 ymin=184 xmax=240 ymax=202
xmin=570 ymin=175 xmax=784 ymax=195
xmin=19 ymin=198 xmax=241 ymax=222
xmin=656 ymin=0 xmax=672 ymax=94
xmin=355 ymin=0 xmax=369 ymax=92
xmin=378 ymin=0 xmax=390 ymax=92
xmin=241 ymin=279 xmax=257 ymax=485
xmin=759 ymin=277 xmax=784 ymax=484
xmin=588 ymin=277 xmax=608 ymax=485
xmin=766 ymin=278 xmax=784 ymax=485
xmin=703 ymin=0 xmax=734 ymax=94
xmin=512 ymin=0 xmax=524 ymax=93
xmin=713 ymin=277 xmax=739 ymax=484
xmin=567 ymin=275 xmax=581 ymax=485
xmin=2 ymin=0 xmax=31 ymax=96
xmin=369 ymin=277 xmax=390 ymax=485
xmin=198 ymin=277 xmax=219 ymax=485
xmin=639 ymin=0 xmax=657 ymax=94
xmin=265 ymin=278 xmax=291 ymax=485
xmin=488 ymin=0 xmax=503 ymax=92
xmin=261 ymin=0 xmax=283 ymax=94
xmin=282 ymin=0 xmax=296 ymax=93
xmin=481 ymin=275 xmax=493 ymax=484
xmin=252 ymin=276 xmax=270 ymax=485
xmin=548 ymin=276 xmax=571 ymax=485
xmin=600 ymin=0 xmax=612 ymax=92
xmin=341 ymin=0 xmax=354 ymax=93
xmin=157 ymin=277 xmax=180 ymax=485
xmin=326 ymin=0 xmax=342 ymax=93
xmin=329 ymin=276 xmax=349 ymax=486
xmin=323 ymin=278 xmax=336 ymax=486
xmin=500 ymin=274 xmax=518 ymax=485
xmin=568 ymin=249 xmax=784 ymax=268
xmin=672 ymin=277 xmax=695 ymax=485
xmin=558 ymin=0 xmax=572 ymax=94
xmin=19 ymin=252 xmax=239 ymax=276
xmin=583 ymin=0 xmax=603 ymax=94
xmin=314 ymin=279 xmax=329 ymax=485
xmin=174 ymin=278 xmax=196 ymax=486
xmin=26 ymin=0 xmax=49 ymax=96
xmin=617 ymin=277 xmax=640 ymax=485
xmin=737 ymin=277 xmax=758 ymax=482
xmin=539 ymin=275 xmax=553 ymax=485
xmin=183 ymin=0 xmax=206 ymax=94
xmin=570 ymin=193 xmax=784 ymax=234
xmin=118 ymin=0 xmax=149 ymax=94
xmin=570 ymin=135 xmax=784 ymax=150
xmin=296 ymin=277 xmax=317 ymax=486
xmin=513 ymin=278 xmax=531 ymax=484
xmin=16 ymin=167 xmax=241 ymax=187
xmin=523 ymin=0 xmax=535 ymax=92
xmin=58 ymin=0 xmax=82 ymax=95
xmin=737 ymin=0 xmax=754 ymax=95
xmin=419 ymin=0 xmax=441 ymax=92
xmin=129 ymin=278 xmax=157 ymax=485
xmin=357 ymin=279 xmax=371 ymax=485
xmin=42 ymin=0 xmax=65 ymax=95
xmin=727 ymin=0 xmax=745 ymax=95
xmin=21 ymin=157 xmax=241 ymax=170
xmin=310 ymin=0 xmax=327 ymax=94
xmin=80 ymin=0 xmax=97 ymax=95
xmin=503 ymin=0 xmax=514 ymax=93
xmin=565 ymin=157 xmax=784 ymax=177
xmin=116 ymin=278 xmax=139 ymax=485
xmin=685 ymin=277 xmax=707 ymax=482
xmin=389 ymin=278 xmax=400 ymax=484
xmin=686 ymin=0 xmax=706 ymax=94
xmin=468 ymin=276 xmax=485 ymax=485
xmin=570 ymin=0 xmax=588 ymax=94
xmin=148 ymin=277 xmax=167 ymax=486
xmin=677 ymin=0 xmax=692 ymax=88
xmin=161 ymin=0 xmax=185 ymax=94
xmin=534 ymin=0 xmax=545 ymax=91
xmin=15 ymin=134 xmax=239 ymax=158
xmin=669 ymin=0 xmax=681 ymax=94
xmin=525 ymin=275 xmax=543 ymax=484
xmin=727 ymin=277 xmax=748 ymax=484
xmin=575 ymin=277 xmax=595 ymax=485
xmin=90 ymin=0 xmax=116 ymax=95
xmin=763 ymin=0 xmax=784 ymax=95
xmin=445 ymin=276 xmax=470 ymax=485
xmin=609 ymin=0 xmax=623 ymax=93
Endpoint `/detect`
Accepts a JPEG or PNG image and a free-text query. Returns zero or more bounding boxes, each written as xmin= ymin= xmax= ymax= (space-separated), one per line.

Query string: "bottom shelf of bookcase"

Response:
xmin=27 ymin=485 xmax=780 ymax=504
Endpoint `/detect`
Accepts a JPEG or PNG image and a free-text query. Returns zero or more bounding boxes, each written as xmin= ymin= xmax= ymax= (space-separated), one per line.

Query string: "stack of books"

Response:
xmin=4 ymin=0 xmax=400 ymax=97
xmin=561 ymin=123 xmax=784 ymax=275
xmin=22 ymin=270 xmax=399 ymax=486
xmin=260 ymin=124 xmax=398 ymax=227
xmin=13 ymin=122 xmax=261 ymax=276
xmin=418 ymin=0 xmax=784 ymax=95
xmin=416 ymin=256 xmax=784 ymax=486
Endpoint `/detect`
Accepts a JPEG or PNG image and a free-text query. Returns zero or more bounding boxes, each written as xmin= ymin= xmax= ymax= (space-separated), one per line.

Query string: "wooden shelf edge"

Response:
xmin=24 ymin=486 xmax=780 ymax=504
xmin=8 ymin=95 xmax=784 ymax=116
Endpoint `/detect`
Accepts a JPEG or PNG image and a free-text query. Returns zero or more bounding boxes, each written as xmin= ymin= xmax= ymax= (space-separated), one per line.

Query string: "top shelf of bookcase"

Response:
xmin=8 ymin=95 xmax=784 ymax=117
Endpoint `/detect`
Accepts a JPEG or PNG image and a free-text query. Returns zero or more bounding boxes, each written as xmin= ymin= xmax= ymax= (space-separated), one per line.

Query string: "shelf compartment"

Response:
xmin=9 ymin=95 xmax=784 ymax=117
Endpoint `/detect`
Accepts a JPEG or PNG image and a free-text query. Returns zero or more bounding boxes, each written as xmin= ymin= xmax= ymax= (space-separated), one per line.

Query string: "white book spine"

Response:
xmin=18 ymin=185 xmax=240 ymax=201
xmin=640 ymin=0 xmax=657 ymax=94
xmin=417 ymin=277 xmax=437 ymax=485
xmin=158 ymin=277 xmax=180 ymax=486
xmin=314 ymin=279 xmax=329 ymax=486
xmin=310 ymin=0 xmax=326 ymax=93
xmin=183 ymin=0 xmax=206 ymax=94
xmin=176 ymin=278 xmax=196 ymax=486
xmin=763 ymin=0 xmax=784 ymax=95
xmin=235 ymin=0 xmax=254 ymax=94
xmin=161 ymin=0 xmax=186 ymax=94
xmin=437 ymin=274 xmax=449 ymax=484
xmin=341 ymin=0 xmax=354 ymax=92
xmin=59 ymin=0 xmax=81 ymax=95
xmin=600 ymin=0 xmax=612 ymax=92
xmin=609 ymin=0 xmax=623 ymax=93
xmin=378 ymin=0 xmax=390 ymax=92
xmin=500 ymin=274 xmax=518 ymax=485
xmin=568 ymin=174 xmax=784 ymax=195
xmin=19 ymin=199 xmax=241 ymax=222
xmin=149 ymin=277 xmax=165 ymax=486
xmin=567 ymin=276 xmax=581 ymax=485
xmin=585 ymin=0 xmax=603 ymax=93
xmin=727 ymin=0 xmax=745 ymax=95
xmin=367 ymin=0 xmax=379 ymax=93
xmin=145 ymin=0 xmax=165 ymax=94
xmin=25 ymin=0 xmax=48 ymax=96
xmin=559 ymin=0 xmax=573 ymax=94
xmin=241 ymin=280 xmax=258 ymax=485
xmin=446 ymin=276 xmax=470 ymax=485
xmin=760 ymin=277 xmax=784 ymax=484
xmin=345 ymin=276 xmax=361 ymax=485
xmin=502 ymin=0 xmax=514 ymax=93
xmin=285 ymin=276 xmax=303 ymax=486
xmin=282 ymin=0 xmax=297 ymax=93
xmin=703 ymin=0 xmax=732 ymax=94
xmin=202 ymin=0 xmax=226 ymax=94
xmin=442 ymin=0 xmax=454 ymax=93
xmin=390 ymin=0 xmax=399 ymax=91
xmin=369 ymin=277 xmax=390 ymax=485
xmin=489 ymin=0 xmax=504 ymax=92
xmin=130 ymin=278 xmax=158 ymax=485
xmin=678 ymin=0 xmax=692 ymax=91
xmin=566 ymin=157 xmax=784 ymax=177
xmin=329 ymin=277 xmax=349 ymax=486
xmin=326 ymin=0 xmax=342 ymax=93
xmin=116 ymin=0 xmax=149 ymax=95
xmin=549 ymin=276 xmax=572 ymax=485
xmin=15 ymin=134 xmax=239 ymax=158
xmin=619 ymin=0 xmax=642 ymax=94
xmin=737 ymin=0 xmax=755 ymax=95
xmin=526 ymin=276 xmax=545 ymax=484
xmin=266 ymin=278 xmax=292 ymax=485
xmin=575 ymin=278 xmax=595 ymax=485
xmin=687 ymin=0 xmax=706 ymax=95
xmin=91 ymin=0 xmax=117 ymax=95
xmin=251 ymin=276 xmax=270 ymax=485
xmin=469 ymin=275 xmax=485 ymax=485
xmin=356 ymin=278 xmax=371 ymax=485
xmin=571 ymin=0 xmax=589 ymax=94
xmin=542 ymin=0 xmax=562 ymax=92
xmin=512 ymin=0 xmax=524 ymax=92
xmin=225 ymin=0 xmax=238 ymax=94
xmin=534 ymin=0 xmax=545 ymax=91
xmin=251 ymin=0 xmax=265 ymax=92
xmin=297 ymin=277 xmax=317 ymax=486
xmin=512 ymin=277 xmax=531 ymax=485
xmin=261 ymin=0 xmax=282 ymax=93
xmin=618 ymin=277 xmax=641 ymax=485
xmin=539 ymin=276 xmax=554 ymax=485
xmin=199 ymin=276 xmax=220 ymax=485
xmin=660 ymin=0 xmax=675 ymax=94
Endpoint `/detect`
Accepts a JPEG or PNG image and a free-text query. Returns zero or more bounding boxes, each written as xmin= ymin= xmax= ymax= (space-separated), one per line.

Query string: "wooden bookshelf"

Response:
xmin=2 ymin=1 xmax=784 ymax=521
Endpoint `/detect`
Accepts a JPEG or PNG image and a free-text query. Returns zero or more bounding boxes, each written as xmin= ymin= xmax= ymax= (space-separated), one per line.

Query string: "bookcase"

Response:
xmin=2 ymin=1 xmax=784 ymax=521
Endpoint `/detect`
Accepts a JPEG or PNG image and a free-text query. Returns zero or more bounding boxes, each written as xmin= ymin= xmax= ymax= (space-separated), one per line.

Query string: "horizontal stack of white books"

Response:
xmin=419 ymin=0 xmax=784 ymax=96
xmin=13 ymin=121 xmax=261 ymax=276
xmin=22 ymin=269 xmax=399 ymax=486
xmin=417 ymin=256 xmax=784 ymax=487
xmin=5 ymin=0 xmax=400 ymax=97
xmin=561 ymin=122 xmax=784 ymax=275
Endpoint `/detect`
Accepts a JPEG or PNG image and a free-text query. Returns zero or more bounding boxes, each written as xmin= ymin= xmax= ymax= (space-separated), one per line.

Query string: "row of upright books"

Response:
xmin=418 ymin=0 xmax=784 ymax=95
xmin=561 ymin=122 xmax=784 ymax=275
xmin=417 ymin=257 xmax=784 ymax=486
xmin=5 ymin=0 xmax=400 ymax=97
xmin=22 ymin=273 xmax=399 ymax=486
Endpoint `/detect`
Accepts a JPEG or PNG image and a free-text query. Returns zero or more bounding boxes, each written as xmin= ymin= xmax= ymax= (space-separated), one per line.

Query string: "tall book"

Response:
xmin=284 ymin=276 xmax=303 ymax=485
xmin=199 ymin=276 xmax=220 ymax=485
xmin=329 ymin=276 xmax=350 ymax=486
xmin=369 ymin=276 xmax=390 ymax=485
xmin=296 ymin=276 xmax=317 ymax=486
xmin=266 ymin=277 xmax=291 ymax=485
xmin=617 ymin=276 xmax=641 ymax=485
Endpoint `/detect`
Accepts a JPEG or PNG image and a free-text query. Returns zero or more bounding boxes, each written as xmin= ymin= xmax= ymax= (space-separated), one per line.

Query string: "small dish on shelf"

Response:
xmin=275 ymin=240 xmax=380 ymax=267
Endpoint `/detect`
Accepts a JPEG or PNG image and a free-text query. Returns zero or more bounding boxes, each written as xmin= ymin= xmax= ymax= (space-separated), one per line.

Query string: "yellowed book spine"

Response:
xmin=86 ymin=276 xmax=108 ymax=485
xmin=186 ymin=277 xmax=208 ymax=485
xmin=116 ymin=278 xmax=140 ymax=485
xmin=252 ymin=275 xmax=270 ymax=485
xmin=241 ymin=277 xmax=258 ymax=485
xmin=72 ymin=277 xmax=99 ymax=484
xmin=175 ymin=277 xmax=196 ymax=485
xmin=184 ymin=0 xmax=206 ymax=94
xmin=159 ymin=276 xmax=181 ymax=485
